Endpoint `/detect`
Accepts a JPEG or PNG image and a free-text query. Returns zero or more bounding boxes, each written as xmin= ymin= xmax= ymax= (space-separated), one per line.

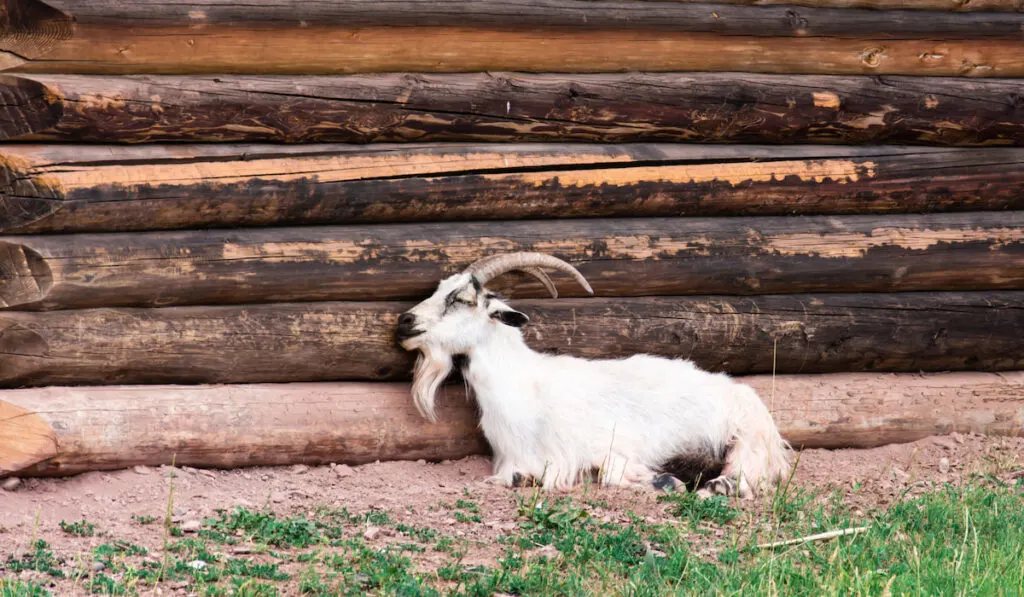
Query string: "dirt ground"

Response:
xmin=1 ymin=432 xmax=1022 ymax=594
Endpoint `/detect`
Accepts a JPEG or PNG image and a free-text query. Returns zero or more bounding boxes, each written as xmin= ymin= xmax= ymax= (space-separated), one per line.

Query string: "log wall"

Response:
xmin=1 ymin=0 xmax=1023 ymax=474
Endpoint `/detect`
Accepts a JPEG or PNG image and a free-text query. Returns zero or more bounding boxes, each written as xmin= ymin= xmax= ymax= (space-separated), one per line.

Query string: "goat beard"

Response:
xmin=411 ymin=348 xmax=453 ymax=423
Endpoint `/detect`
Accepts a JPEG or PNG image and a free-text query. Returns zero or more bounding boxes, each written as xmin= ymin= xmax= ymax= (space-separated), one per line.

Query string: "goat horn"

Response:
xmin=464 ymin=252 xmax=594 ymax=296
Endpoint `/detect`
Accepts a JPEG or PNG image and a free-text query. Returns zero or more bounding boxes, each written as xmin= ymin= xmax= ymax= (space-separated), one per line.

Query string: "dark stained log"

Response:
xmin=1 ymin=292 xmax=1022 ymax=388
xmin=5 ymin=372 xmax=1022 ymax=476
xmin=618 ymin=0 xmax=1023 ymax=11
xmin=9 ymin=0 xmax=1024 ymax=37
xmin=2 ymin=144 xmax=1023 ymax=235
xmin=1 ymin=1 xmax=1023 ymax=76
xmin=3 ymin=212 xmax=1024 ymax=310
xmin=3 ymin=73 xmax=1024 ymax=146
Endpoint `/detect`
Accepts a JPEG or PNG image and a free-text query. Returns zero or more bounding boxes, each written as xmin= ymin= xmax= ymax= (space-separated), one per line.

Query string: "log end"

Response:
xmin=0 ymin=75 xmax=63 ymax=140
xmin=0 ymin=397 xmax=57 ymax=476
xmin=0 ymin=242 xmax=51 ymax=307
xmin=0 ymin=0 xmax=73 ymax=69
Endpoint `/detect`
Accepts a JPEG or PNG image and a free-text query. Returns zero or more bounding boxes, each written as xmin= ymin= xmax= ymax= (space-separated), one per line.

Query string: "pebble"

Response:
xmin=187 ymin=560 xmax=207 ymax=570
xmin=180 ymin=520 xmax=202 ymax=533
xmin=133 ymin=465 xmax=152 ymax=475
xmin=416 ymin=459 xmax=426 ymax=465
xmin=363 ymin=526 xmax=381 ymax=541
xmin=92 ymin=561 xmax=106 ymax=572
xmin=1 ymin=477 xmax=21 ymax=491
xmin=334 ymin=464 xmax=355 ymax=478
xmin=270 ymin=492 xmax=288 ymax=504
xmin=939 ymin=457 xmax=951 ymax=474
xmin=931 ymin=436 xmax=957 ymax=451
xmin=291 ymin=464 xmax=310 ymax=475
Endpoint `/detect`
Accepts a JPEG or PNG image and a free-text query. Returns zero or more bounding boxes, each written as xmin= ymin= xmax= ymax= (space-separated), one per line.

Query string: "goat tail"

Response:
xmin=411 ymin=348 xmax=454 ymax=423
xmin=728 ymin=384 xmax=792 ymax=496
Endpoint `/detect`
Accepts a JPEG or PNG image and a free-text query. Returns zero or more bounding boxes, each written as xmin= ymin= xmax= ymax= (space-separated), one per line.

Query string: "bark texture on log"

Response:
xmin=3 ymin=372 xmax=1022 ymax=476
xmin=2 ymin=212 xmax=1024 ymax=310
xmin=0 ymin=382 xmax=486 ymax=477
xmin=3 ymin=144 xmax=1023 ymax=235
xmin=9 ymin=0 xmax=1024 ymax=36
xmin=1 ymin=292 xmax=1021 ymax=388
xmin=620 ymin=0 xmax=1023 ymax=11
xmin=4 ymin=73 xmax=1024 ymax=146
xmin=3 ymin=25 xmax=1023 ymax=76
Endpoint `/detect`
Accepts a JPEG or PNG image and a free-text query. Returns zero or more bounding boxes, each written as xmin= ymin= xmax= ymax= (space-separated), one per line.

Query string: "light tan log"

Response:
xmin=3 ymin=372 xmax=1022 ymax=476
xmin=2 ymin=26 xmax=1023 ymax=76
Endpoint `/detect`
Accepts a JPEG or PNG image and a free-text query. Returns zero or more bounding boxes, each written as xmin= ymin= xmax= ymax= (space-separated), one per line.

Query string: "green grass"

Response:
xmin=7 ymin=478 xmax=1023 ymax=596
xmin=59 ymin=519 xmax=96 ymax=537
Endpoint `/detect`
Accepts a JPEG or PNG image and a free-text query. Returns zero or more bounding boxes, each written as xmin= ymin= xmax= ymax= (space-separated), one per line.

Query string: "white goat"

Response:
xmin=396 ymin=253 xmax=790 ymax=497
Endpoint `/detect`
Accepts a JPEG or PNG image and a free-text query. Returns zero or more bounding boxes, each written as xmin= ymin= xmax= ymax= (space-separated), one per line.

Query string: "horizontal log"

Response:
xmin=10 ymin=0 xmax=1024 ymax=37
xmin=4 ymin=371 xmax=1022 ymax=476
xmin=1 ymin=292 xmax=1022 ymax=388
xmin=0 ymin=382 xmax=487 ymax=477
xmin=3 ymin=212 xmax=1024 ymax=310
xmin=3 ymin=144 xmax=1023 ymax=235
xmin=3 ymin=13 xmax=1024 ymax=76
xmin=4 ymin=73 xmax=1024 ymax=146
xmin=625 ymin=0 xmax=1023 ymax=11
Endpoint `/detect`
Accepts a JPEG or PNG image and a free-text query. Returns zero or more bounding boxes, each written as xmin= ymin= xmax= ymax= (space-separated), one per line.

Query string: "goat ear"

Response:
xmin=493 ymin=309 xmax=529 ymax=328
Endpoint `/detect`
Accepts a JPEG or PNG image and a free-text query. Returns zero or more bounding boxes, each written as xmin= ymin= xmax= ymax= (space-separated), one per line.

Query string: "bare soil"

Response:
xmin=1 ymin=433 xmax=1022 ymax=595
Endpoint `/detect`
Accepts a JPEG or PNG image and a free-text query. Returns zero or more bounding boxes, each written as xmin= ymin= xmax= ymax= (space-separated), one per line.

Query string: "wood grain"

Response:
xmin=13 ymin=0 xmax=1024 ymax=36
xmin=1 ymin=292 xmax=1021 ymax=388
xmin=4 ymin=25 xmax=1024 ymax=76
xmin=3 ymin=144 xmax=1023 ymax=234
xmin=4 ymin=372 xmax=1021 ymax=476
xmin=3 ymin=73 xmax=1023 ymax=146
xmin=3 ymin=212 xmax=1024 ymax=310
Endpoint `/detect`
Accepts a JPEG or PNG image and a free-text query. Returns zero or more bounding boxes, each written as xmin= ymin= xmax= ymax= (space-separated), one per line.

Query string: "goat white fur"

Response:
xmin=396 ymin=255 xmax=790 ymax=497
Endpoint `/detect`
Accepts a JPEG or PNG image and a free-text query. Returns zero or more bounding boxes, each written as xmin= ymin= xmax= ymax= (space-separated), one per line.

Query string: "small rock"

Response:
xmin=231 ymin=546 xmax=253 ymax=555
xmin=197 ymin=469 xmax=217 ymax=479
xmin=92 ymin=561 xmax=106 ymax=572
xmin=241 ymin=473 xmax=252 ymax=480
xmin=1 ymin=477 xmax=21 ymax=491
xmin=291 ymin=464 xmax=309 ymax=475
xmin=416 ymin=459 xmax=426 ymax=465
xmin=931 ymin=436 xmax=957 ymax=451
xmin=180 ymin=520 xmax=202 ymax=533
xmin=939 ymin=457 xmax=951 ymax=474
xmin=329 ymin=463 xmax=337 ymax=469
xmin=363 ymin=526 xmax=381 ymax=541
xmin=334 ymin=464 xmax=355 ymax=478
xmin=133 ymin=465 xmax=152 ymax=475
xmin=270 ymin=492 xmax=287 ymax=504
xmin=951 ymin=432 xmax=965 ymax=444
xmin=186 ymin=560 xmax=207 ymax=570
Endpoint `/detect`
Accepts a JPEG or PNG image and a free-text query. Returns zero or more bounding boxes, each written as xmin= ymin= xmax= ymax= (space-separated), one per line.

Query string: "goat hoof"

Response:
xmin=652 ymin=473 xmax=683 ymax=492
xmin=704 ymin=476 xmax=736 ymax=497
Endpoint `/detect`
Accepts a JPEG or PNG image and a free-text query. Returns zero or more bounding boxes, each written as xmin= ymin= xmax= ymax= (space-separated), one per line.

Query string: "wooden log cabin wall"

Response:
xmin=1 ymin=0 xmax=1022 ymax=477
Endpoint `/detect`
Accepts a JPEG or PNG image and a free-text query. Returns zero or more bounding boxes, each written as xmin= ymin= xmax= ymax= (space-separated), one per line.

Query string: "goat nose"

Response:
xmin=395 ymin=312 xmax=419 ymax=340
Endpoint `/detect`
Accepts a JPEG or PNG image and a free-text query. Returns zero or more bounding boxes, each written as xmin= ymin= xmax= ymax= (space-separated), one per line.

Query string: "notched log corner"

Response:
xmin=0 ymin=397 xmax=57 ymax=476
xmin=0 ymin=241 xmax=51 ymax=307
xmin=0 ymin=0 xmax=73 ymax=69
xmin=0 ymin=74 xmax=62 ymax=139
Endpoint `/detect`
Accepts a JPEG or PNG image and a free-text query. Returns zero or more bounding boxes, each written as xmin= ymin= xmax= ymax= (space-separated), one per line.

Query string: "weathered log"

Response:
xmin=1 ymin=292 xmax=1022 ymax=388
xmin=622 ymin=0 xmax=1023 ymax=12
xmin=2 ymin=1 xmax=1023 ymax=77
xmin=3 ymin=144 xmax=1023 ymax=235
xmin=3 ymin=212 xmax=1024 ymax=310
xmin=0 ymin=382 xmax=487 ymax=477
xmin=3 ymin=371 xmax=1023 ymax=476
xmin=4 ymin=73 xmax=1024 ymax=146
xmin=8 ymin=0 xmax=1024 ymax=37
